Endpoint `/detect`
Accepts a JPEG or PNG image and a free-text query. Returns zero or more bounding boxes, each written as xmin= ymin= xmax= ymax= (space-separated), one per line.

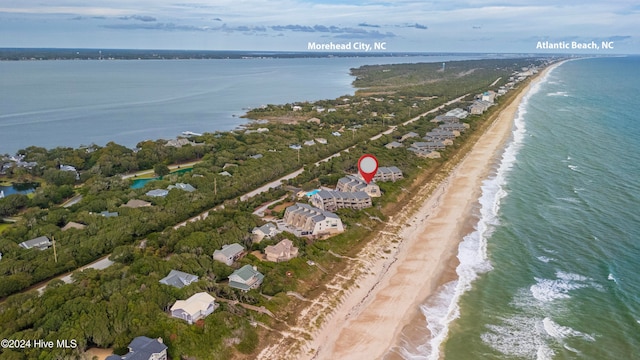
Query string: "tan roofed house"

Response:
xmin=61 ymin=221 xmax=87 ymax=231
xmin=264 ymin=239 xmax=299 ymax=262
xmin=121 ymin=199 xmax=152 ymax=208
xmin=170 ymin=292 xmax=217 ymax=324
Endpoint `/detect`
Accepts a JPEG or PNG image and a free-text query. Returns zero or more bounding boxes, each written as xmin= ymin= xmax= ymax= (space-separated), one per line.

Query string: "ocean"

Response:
xmin=0 ymin=54 xmax=486 ymax=155
xmin=404 ymin=56 xmax=640 ymax=359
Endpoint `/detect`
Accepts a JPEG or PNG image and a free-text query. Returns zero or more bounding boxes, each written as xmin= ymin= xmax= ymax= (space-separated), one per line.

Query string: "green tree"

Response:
xmin=154 ymin=163 xmax=170 ymax=177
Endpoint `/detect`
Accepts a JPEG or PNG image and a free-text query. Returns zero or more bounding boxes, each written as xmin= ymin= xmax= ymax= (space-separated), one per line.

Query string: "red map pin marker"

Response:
xmin=358 ymin=154 xmax=379 ymax=184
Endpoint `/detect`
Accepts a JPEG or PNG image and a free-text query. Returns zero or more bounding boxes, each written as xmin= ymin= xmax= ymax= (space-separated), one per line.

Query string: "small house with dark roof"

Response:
xmin=106 ymin=336 xmax=167 ymax=360
xmin=159 ymin=270 xmax=199 ymax=289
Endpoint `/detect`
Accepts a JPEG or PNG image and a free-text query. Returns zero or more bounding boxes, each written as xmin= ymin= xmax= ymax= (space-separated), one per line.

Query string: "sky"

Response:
xmin=0 ymin=0 xmax=638 ymax=53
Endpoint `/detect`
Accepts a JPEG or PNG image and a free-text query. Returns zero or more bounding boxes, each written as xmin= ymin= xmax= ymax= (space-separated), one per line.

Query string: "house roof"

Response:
xmin=229 ymin=265 xmax=265 ymax=288
xmin=170 ymin=292 xmax=215 ymax=316
xmin=61 ymin=221 xmax=86 ymax=231
xmin=126 ymin=336 xmax=167 ymax=360
xmin=265 ymin=239 xmax=297 ymax=257
xmin=121 ymin=199 xmax=152 ymax=208
xmin=146 ymin=189 xmax=169 ymax=197
xmin=214 ymin=243 xmax=244 ymax=258
xmin=19 ymin=236 xmax=52 ymax=250
xmin=159 ymin=269 xmax=199 ymax=288
xmin=168 ymin=183 xmax=196 ymax=192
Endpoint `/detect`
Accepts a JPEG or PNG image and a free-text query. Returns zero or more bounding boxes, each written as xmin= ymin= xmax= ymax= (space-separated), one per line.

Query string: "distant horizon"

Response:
xmin=1 ymin=1 xmax=637 ymax=54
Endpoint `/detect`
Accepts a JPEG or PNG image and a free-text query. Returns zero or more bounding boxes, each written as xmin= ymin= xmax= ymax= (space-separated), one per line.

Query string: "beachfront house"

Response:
xmin=374 ymin=166 xmax=404 ymax=182
xmin=264 ymin=239 xmax=299 ymax=262
xmin=336 ymin=175 xmax=381 ymax=197
xmin=170 ymin=292 xmax=217 ymax=324
xmin=310 ymin=190 xmax=372 ymax=212
xmin=228 ymin=265 xmax=265 ymax=291
xmin=445 ymin=108 xmax=469 ymax=119
xmin=283 ymin=203 xmax=344 ymax=237
xmin=159 ymin=269 xmax=199 ymax=289
xmin=106 ymin=336 xmax=167 ymax=360
xmin=19 ymin=236 xmax=52 ymax=251
xmin=213 ymin=243 xmax=245 ymax=266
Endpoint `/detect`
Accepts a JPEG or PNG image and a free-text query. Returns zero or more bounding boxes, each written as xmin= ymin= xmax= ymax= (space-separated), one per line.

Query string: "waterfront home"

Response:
xmin=252 ymin=223 xmax=280 ymax=242
xmin=289 ymin=144 xmax=302 ymax=150
xmin=425 ymin=130 xmax=456 ymax=140
xmin=61 ymin=221 xmax=87 ymax=231
xmin=310 ymin=190 xmax=372 ymax=212
xmin=164 ymin=138 xmax=195 ymax=148
xmin=264 ymin=239 xmax=299 ymax=262
xmin=303 ymin=140 xmax=316 ymax=146
xmin=374 ymin=166 xmax=404 ymax=182
xmin=121 ymin=199 xmax=152 ymax=208
xmin=315 ymin=138 xmax=327 ymax=144
xmin=292 ymin=105 xmax=302 ymax=111
xmin=170 ymin=292 xmax=217 ymax=324
xmin=19 ymin=236 xmax=52 ymax=250
xmin=228 ymin=265 xmax=265 ymax=291
xmin=159 ymin=269 xmax=199 ymax=289
xmin=410 ymin=141 xmax=446 ymax=151
xmin=106 ymin=336 xmax=167 ymax=360
xmin=146 ymin=189 xmax=169 ymax=197
xmin=336 ymin=175 xmax=381 ymax=197
xmin=439 ymin=123 xmax=468 ymax=132
xmin=283 ymin=203 xmax=344 ymax=237
xmin=213 ymin=243 xmax=245 ymax=266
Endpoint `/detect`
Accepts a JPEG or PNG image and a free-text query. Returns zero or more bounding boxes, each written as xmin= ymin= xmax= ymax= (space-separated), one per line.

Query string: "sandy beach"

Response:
xmin=297 ymin=63 xmax=559 ymax=360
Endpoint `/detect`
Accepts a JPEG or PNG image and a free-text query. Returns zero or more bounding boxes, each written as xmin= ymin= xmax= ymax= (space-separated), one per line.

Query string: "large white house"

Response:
xmin=170 ymin=292 xmax=217 ymax=324
xmin=336 ymin=175 xmax=381 ymax=197
xmin=310 ymin=190 xmax=371 ymax=212
xmin=283 ymin=203 xmax=344 ymax=237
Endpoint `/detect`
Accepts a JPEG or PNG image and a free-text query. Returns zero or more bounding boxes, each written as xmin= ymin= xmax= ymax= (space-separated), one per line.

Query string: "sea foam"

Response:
xmin=405 ymin=60 xmax=559 ymax=360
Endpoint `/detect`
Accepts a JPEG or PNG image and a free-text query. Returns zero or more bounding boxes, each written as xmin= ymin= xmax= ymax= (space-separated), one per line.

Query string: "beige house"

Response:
xmin=121 ymin=199 xmax=152 ymax=208
xmin=310 ymin=190 xmax=372 ymax=212
xmin=264 ymin=239 xmax=299 ymax=262
xmin=170 ymin=292 xmax=217 ymax=324
xmin=336 ymin=175 xmax=381 ymax=197
xmin=61 ymin=221 xmax=86 ymax=231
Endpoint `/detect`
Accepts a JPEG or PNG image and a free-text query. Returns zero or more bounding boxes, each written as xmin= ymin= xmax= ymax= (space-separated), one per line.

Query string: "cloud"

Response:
xmin=405 ymin=23 xmax=427 ymax=30
xmin=119 ymin=15 xmax=157 ymax=22
xmin=212 ymin=17 xmax=222 ymax=21
xmin=358 ymin=22 xmax=380 ymax=28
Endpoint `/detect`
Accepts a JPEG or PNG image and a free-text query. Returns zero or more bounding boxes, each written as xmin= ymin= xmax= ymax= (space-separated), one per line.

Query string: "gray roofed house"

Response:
xmin=399 ymin=132 xmax=419 ymax=142
xmin=249 ymin=154 xmax=263 ymax=159
xmin=168 ymin=183 xmax=196 ymax=192
xmin=374 ymin=166 xmax=404 ymax=182
xmin=310 ymin=190 xmax=372 ymax=212
xmin=432 ymin=115 xmax=460 ymax=123
xmin=445 ymin=108 xmax=469 ymax=119
xmin=213 ymin=243 xmax=245 ymax=266
xmin=228 ymin=265 xmax=265 ymax=291
xmin=384 ymin=141 xmax=403 ymax=149
xmin=19 ymin=236 xmax=52 ymax=250
xmin=159 ymin=270 xmax=199 ymax=288
xmin=410 ymin=141 xmax=446 ymax=151
xmin=146 ymin=189 xmax=169 ymax=197
xmin=106 ymin=336 xmax=167 ymax=360
xmin=100 ymin=210 xmax=119 ymax=218
xmin=283 ymin=203 xmax=344 ymax=237
xmin=335 ymin=175 xmax=381 ymax=197
xmin=252 ymin=223 xmax=281 ymax=242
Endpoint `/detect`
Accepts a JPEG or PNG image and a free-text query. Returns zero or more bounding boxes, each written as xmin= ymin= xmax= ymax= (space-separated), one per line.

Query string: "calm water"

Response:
xmin=400 ymin=57 xmax=640 ymax=359
xmin=0 ymin=54 xmax=486 ymax=154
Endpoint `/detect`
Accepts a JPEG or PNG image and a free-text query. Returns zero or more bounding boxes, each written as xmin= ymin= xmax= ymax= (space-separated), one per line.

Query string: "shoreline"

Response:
xmin=302 ymin=62 xmax=562 ymax=360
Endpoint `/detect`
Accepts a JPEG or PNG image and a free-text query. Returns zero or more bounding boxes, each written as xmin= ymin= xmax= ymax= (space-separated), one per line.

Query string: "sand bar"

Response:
xmin=304 ymin=63 xmax=559 ymax=360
